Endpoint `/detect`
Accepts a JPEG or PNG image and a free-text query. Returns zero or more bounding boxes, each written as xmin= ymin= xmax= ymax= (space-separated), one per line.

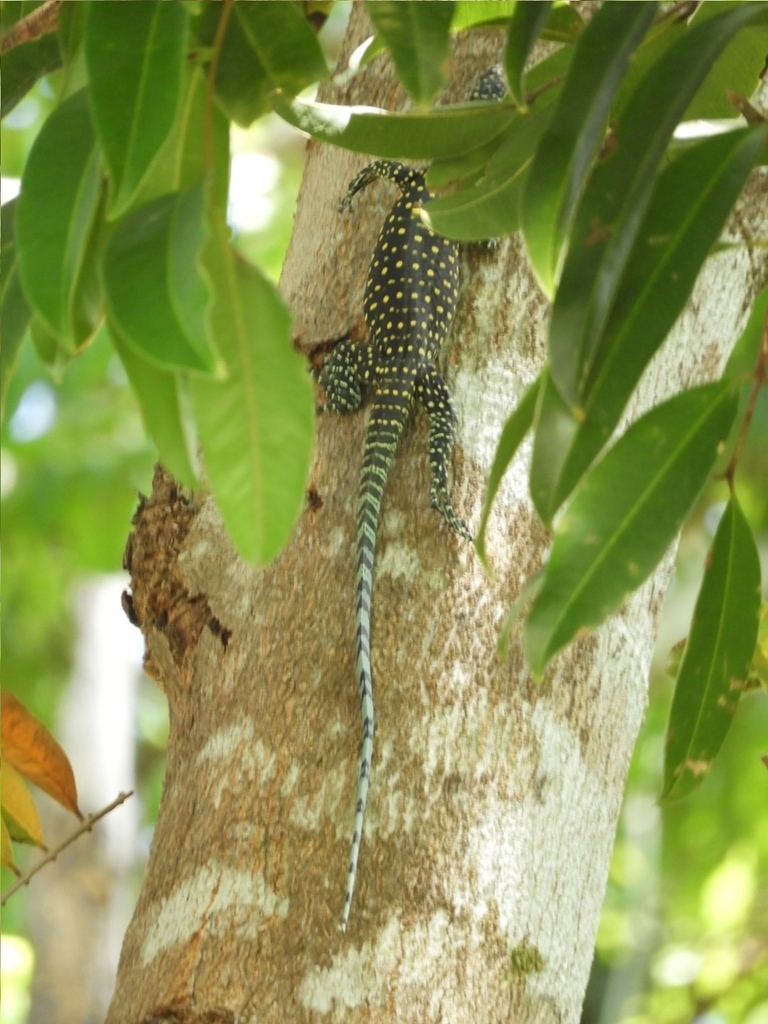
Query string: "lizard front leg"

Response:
xmin=417 ymin=365 xmax=472 ymax=541
xmin=315 ymin=339 xmax=373 ymax=415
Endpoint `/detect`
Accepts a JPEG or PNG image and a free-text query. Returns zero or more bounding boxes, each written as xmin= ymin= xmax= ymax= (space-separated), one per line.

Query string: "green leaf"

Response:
xmin=352 ymin=33 xmax=388 ymax=71
xmin=540 ymin=3 xmax=585 ymax=45
xmin=426 ymin=137 xmax=508 ymax=189
xmin=271 ymin=91 xmax=516 ymax=160
xmin=505 ymin=1 xmax=552 ymax=108
xmin=522 ymin=2 xmax=658 ymax=298
xmin=530 ymin=124 xmax=767 ymax=522
xmin=528 ymin=371 xmax=582 ymax=525
xmin=524 ymin=382 xmax=739 ymax=677
xmin=235 ymin=1 xmax=328 ymax=94
xmin=609 ymin=2 xmax=755 ymax=124
xmin=0 ymin=1 xmax=39 ymax=33
xmin=195 ymin=1 xmax=327 ymax=128
xmin=56 ymin=2 xmax=89 ymax=102
xmin=499 ymin=571 xmax=544 ymax=661
xmin=582 ymin=125 xmax=767 ymax=420
xmin=426 ymin=44 xmax=573 ymax=191
xmin=749 ymin=603 xmax=768 ymax=694
xmin=109 ymin=325 xmax=198 ymax=488
xmin=660 ymin=497 xmax=761 ymax=802
xmin=190 ymin=216 xmax=314 ymax=565
xmin=0 ymin=2 xmax=47 ymax=35
xmin=85 ymin=1 xmax=188 ymax=219
xmin=588 ymin=125 xmax=766 ymax=397
xmin=425 ymin=80 xmax=560 ymax=240
xmin=129 ymin=65 xmax=231 ymax=212
xmin=0 ymin=31 xmax=61 ymax=118
xmin=713 ymin=286 xmax=768 ymax=478
xmin=455 ymin=0 xmax=582 ymax=41
xmin=423 ymin=153 xmax=525 ymax=240
xmin=1 ymin=200 xmax=32 ymax=424
xmin=476 ymin=372 xmax=541 ymax=567
xmin=548 ymin=2 xmax=764 ymax=413
xmin=29 ymin=315 xmax=69 ymax=380
xmin=366 ymin=1 xmax=454 ymax=105
xmin=724 ymin=286 xmax=768 ymax=383
xmin=193 ymin=4 xmax=268 ymax=127
xmin=610 ymin=10 xmax=689 ymax=123
xmin=57 ymin=0 xmax=86 ymax=66
xmin=102 ymin=182 xmax=217 ymax=375
xmin=524 ymin=35 xmax=576 ymax=94
xmin=685 ymin=23 xmax=768 ymax=120
xmin=452 ymin=2 xmax=515 ymax=32
xmin=15 ymin=89 xmax=104 ymax=351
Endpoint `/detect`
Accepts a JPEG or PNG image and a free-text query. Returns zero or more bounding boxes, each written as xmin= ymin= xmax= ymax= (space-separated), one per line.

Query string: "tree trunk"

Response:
xmin=107 ymin=10 xmax=768 ymax=1023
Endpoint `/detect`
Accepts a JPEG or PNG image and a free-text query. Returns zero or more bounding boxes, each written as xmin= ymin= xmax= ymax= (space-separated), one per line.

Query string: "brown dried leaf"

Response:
xmin=1 ymin=691 xmax=81 ymax=818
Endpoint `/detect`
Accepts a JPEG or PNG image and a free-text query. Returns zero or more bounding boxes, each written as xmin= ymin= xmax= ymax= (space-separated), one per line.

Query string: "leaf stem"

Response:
xmin=204 ymin=0 xmax=233 ymax=174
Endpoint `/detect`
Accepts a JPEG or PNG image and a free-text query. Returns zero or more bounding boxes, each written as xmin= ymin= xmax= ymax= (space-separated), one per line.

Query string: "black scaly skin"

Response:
xmin=317 ymin=160 xmax=471 ymax=931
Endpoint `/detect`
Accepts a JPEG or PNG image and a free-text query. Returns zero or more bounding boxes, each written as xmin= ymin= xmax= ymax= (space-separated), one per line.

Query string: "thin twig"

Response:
xmin=1 ymin=790 xmax=134 ymax=906
xmin=1 ymin=0 xmax=62 ymax=56
xmin=204 ymin=0 xmax=233 ymax=172
xmin=526 ymin=72 xmax=567 ymax=107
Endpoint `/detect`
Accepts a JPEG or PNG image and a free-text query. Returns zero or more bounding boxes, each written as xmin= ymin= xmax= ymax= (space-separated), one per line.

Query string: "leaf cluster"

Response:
xmin=3 ymin=0 xmax=319 ymax=566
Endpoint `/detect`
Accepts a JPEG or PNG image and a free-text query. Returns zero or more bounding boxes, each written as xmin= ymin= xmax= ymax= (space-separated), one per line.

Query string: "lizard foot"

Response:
xmin=431 ymin=487 xmax=473 ymax=542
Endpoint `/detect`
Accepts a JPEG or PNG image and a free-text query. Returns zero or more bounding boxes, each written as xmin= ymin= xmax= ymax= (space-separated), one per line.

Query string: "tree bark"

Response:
xmin=107 ymin=10 xmax=768 ymax=1023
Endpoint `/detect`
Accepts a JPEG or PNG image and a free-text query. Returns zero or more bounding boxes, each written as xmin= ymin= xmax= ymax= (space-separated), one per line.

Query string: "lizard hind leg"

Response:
xmin=418 ymin=366 xmax=473 ymax=542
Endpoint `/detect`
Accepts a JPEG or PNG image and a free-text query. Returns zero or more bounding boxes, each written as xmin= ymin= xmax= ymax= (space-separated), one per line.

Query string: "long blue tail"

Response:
xmin=341 ymin=390 xmax=412 ymax=931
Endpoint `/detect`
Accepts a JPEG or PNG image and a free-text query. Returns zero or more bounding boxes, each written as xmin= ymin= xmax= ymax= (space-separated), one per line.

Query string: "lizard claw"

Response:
xmin=431 ymin=487 xmax=473 ymax=542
